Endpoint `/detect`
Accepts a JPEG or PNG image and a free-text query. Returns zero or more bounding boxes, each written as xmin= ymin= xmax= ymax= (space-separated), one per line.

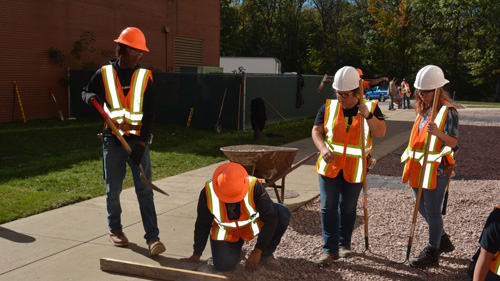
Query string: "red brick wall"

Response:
xmin=0 ymin=0 xmax=220 ymax=122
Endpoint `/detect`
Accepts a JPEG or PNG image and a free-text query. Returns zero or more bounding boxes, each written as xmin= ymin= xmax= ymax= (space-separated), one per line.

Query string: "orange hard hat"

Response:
xmin=212 ymin=163 xmax=249 ymax=203
xmin=356 ymin=68 xmax=364 ymax=76
xmin=114 ymin=27 xmax=149 ymax=52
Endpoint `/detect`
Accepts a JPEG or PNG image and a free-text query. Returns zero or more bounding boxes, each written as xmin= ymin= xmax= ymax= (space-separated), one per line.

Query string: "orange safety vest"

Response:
xmin=315 ymin=99 xmax=377 ymax=183
xmin=402 ymin=82 xmax=411 ymax=96
xmin=205 ymin=177 xmax=264 ymax=242
xmin=490 ymin=205 xmax=500 ymax=276
xmin=101 ymin=65 xmax=153 ymax=136
xmin=401 ymin=103 xmax=457 ymax=189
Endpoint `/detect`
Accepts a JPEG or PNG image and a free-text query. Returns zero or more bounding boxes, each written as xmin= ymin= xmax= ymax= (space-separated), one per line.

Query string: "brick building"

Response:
xmin=0 ymin=0 xmax=220 ymax=123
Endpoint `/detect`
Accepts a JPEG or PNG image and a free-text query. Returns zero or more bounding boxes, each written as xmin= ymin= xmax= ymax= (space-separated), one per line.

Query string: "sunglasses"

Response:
xmin=336 ymin=91 xmax=353 ymax=98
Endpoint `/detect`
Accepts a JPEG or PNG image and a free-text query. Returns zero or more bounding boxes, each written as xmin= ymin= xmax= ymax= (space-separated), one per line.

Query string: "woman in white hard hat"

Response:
xmin=401 ymin=65 xmax=459 ymax=268
xmin=311 ymin=66 xmax=386 ymax=265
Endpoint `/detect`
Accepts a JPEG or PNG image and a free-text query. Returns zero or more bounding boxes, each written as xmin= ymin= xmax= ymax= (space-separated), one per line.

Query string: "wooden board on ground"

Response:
xmin=100 ymin=257 xmax=246 ymax=281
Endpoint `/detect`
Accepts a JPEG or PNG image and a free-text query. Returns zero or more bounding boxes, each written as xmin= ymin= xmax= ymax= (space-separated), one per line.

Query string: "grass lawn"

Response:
xmin=0 ymin=117 xmax=314 ymax=223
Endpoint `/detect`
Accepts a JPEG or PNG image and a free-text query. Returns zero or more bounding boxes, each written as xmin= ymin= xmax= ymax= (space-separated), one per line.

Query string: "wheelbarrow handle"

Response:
xmin=263 ymin=152 xmax=319 ymax=188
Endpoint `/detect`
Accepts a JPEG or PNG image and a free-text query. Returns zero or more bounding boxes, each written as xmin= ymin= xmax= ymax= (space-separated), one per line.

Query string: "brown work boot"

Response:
xmin=148 ymin=239 xmax=166 ymax=256
xmin=315 ymin=253 xmax=339 ymax=265
xmin=109 ymin=230 xmax=129 ymax=247
xmin=260 ymin=255 xmax=281 ymax=269
xmin=339 ymin=248 xmax=352 ymax=258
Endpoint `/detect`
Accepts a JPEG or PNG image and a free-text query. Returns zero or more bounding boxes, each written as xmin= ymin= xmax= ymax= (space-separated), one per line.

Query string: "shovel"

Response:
xmin=214 ymin=88 xmax=227 ymax=133
xmin=91 ymin=98 xmax=169 ymax=196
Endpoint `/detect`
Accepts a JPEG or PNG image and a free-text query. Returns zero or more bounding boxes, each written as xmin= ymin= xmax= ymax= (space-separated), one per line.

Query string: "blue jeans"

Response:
xmin=389 ymin=96 xmax=394 ymax=109
xmin=103 ymin=132 xmax=159 ymax=243
xmin=319 ymin=171 xmax=363 ymax=255
xmin=403 ymin=95 xmax=410 ymax=109
xmin=411 ymin=174 xmax=449 ymax=248
xmin=209 ymin=203 xmax=290 ymax=271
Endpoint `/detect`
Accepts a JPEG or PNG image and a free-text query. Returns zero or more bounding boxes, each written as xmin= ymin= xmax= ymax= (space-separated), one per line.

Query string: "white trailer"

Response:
xmin=220 ymin=57 xmax=281 ymax=74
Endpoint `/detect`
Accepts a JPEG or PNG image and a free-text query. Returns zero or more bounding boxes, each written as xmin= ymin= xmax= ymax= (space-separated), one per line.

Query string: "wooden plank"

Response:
xmin=100 ymin=257 xmax=239 ymax=281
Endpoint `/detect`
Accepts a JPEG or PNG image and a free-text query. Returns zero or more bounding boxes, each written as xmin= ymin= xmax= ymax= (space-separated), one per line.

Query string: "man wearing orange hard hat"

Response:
xmin=181 ymin=162 xmax=290 ymax=272
xmin=82 ymin=27 xmax=165 ymax=256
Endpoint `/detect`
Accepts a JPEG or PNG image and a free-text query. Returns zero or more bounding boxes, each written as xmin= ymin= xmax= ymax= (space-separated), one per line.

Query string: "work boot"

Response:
xmin=439 ymin=233 xmax=455 ymax=253
xmin=315 ymin=253 xmax=339 ymax=265
xmin=409 ymin=246 xmax=439 ymax=268
xmin=260 ymin=255 xmax=281 ymax=269
xmin=339 ymin=248 xmax=352 ymax=258
xmin=148 ymin=239 xmax=166 ymax=256
xmin=109 ymin=230 xmax=129 ymax=247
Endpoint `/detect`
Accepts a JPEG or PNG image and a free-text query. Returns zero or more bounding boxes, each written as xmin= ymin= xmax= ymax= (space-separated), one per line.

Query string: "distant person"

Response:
xmin=395 ymin=85 xmax=402 ymax=108
xmin=388 ymin=77 xmax=397 ymax=111
xmin=401 ymin=65 xmax=458 ymax=268
xmin=357 ymin=68 xmax=389 ymax=92
xmin=81 ymin=27 xmax=165 ymax=256
xmin=472 ymin=204 xmax=500 ymax=281
xmin=180 ymin=163 xmax=290 ymax=272
xmin=312 ymin=66 xmax=386 ymax=265
xmin=402 ymin=78 xmax=411 ymax=109
xmin=316 ymin=68 xmax=388 ymax=93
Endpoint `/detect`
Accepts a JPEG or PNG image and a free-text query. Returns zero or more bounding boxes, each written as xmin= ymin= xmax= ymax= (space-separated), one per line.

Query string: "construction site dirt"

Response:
xmin=213 ymin=108 xmax=500 ymax=281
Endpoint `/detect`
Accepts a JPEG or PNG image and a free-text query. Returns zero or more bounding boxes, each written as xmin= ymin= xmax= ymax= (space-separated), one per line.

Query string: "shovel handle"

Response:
xmin=90 ymin=98 xmax=168 ymax=196
xmin=91 ymin=98 xmax=110 ymax=120
xmin=91 ymin=98 xmax=131 ymax=152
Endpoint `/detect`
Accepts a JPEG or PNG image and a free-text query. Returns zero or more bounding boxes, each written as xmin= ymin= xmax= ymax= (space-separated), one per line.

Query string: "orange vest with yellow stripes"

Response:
xmin=401 ymin=103 xmax=457 ymax=190
xmin=315 ymin=99 xmax=376 ymax=183
xmin=205 ymin=177 xmax=264 ymax=242
xmin=101 ymin=65 xmax=152 ymax=136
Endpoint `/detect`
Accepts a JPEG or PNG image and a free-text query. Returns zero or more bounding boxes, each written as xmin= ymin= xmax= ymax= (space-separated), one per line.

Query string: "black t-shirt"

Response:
xmin=479 ymin=207 xmax=500 ymax=280
xmin=314 ymin=101 xmax=385 ymax=127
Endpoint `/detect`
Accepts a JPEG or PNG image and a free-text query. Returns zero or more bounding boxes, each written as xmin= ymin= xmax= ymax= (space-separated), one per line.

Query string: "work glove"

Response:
xmin=85 ymin=93 xmax=102 ymax=107
xmin=129 ymin=144 xmax=146 ymax=166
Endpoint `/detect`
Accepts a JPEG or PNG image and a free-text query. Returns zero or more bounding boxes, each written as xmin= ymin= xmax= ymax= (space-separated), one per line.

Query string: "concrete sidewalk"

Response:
xmin=0 ymin=107 xmax=418 ymax=281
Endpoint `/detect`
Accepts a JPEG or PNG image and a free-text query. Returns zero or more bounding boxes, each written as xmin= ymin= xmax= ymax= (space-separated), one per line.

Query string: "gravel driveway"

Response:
xmin=214 ymin=107 xmax=500 ymax=281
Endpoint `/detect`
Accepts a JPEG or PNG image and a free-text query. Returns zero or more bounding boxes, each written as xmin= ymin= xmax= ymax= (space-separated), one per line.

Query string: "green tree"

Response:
xmin=462 ymin=0 xmax=500 ymax=101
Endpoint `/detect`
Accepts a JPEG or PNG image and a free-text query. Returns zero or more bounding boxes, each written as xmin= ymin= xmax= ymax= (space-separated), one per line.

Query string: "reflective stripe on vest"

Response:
xmin=316 ymin=99 xmax=376 ymax=183
xmin=401 ymin=103 xmax=456 ymax=189
xmin=101 ymin=65 xmax=150 ymax=136
xmin=402 ymin=82 xmax=410 ymax=94
xmin=206 ymin=177 xmax=262 ymax=242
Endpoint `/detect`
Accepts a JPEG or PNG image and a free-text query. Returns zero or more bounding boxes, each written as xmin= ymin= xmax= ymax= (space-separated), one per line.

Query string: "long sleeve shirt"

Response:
xmin=192 ymin=181 xmax=277 ymax=256
xmin=81 ymin=59 xmax=155 ymax=143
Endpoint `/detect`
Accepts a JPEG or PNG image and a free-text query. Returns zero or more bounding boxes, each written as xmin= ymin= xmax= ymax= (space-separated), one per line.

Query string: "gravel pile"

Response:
xmin=216 ymin=108 xmax=500 ymax=281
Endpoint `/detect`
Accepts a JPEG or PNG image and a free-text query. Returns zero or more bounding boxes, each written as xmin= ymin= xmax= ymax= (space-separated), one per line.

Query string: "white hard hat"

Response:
xmin=414 ymin=65 xmax=449 ymax=90
xmin=333 ymin=66 xmax=360 ymax=91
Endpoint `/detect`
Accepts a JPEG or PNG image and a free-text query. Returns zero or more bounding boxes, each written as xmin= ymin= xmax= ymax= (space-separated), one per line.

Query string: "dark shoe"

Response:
xmin=315 ymin=253 xmax=339 ymax=265
xmin=109 ymin=230 xmax=129 ymax=247
xmin=339 ymin=248 xmax=352 ymax=258
xmin=410 ymin=246 xmax=439 ymax=268
xmin=148 ymin=239 xmax=166 ymax=256
xmin=260 ymin=255 xmax=281 ymax=269
xmin=439 ymin=234 xmax=455 ymax=253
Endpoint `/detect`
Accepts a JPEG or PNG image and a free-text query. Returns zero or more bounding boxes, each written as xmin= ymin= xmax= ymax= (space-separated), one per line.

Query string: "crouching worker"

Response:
xmin=180 ymin=163 xmax=290 ymax=272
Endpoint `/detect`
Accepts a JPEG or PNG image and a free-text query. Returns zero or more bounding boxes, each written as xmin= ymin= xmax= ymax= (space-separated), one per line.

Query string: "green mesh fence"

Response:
xmin=69 ymin=70 xmax=335 ymax=130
